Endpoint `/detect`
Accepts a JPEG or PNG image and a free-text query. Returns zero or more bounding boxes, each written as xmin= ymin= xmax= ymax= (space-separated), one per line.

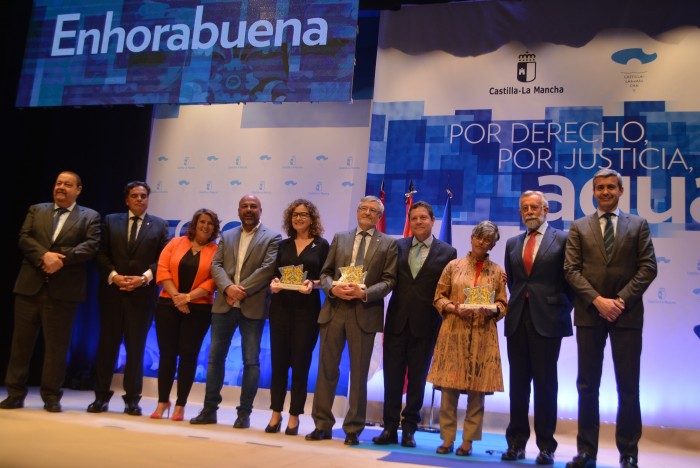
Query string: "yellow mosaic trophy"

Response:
xmin=458 ymin=285 xmax=498 ymax=312
xmin=277 ymin=264 xmax=308 ymax=291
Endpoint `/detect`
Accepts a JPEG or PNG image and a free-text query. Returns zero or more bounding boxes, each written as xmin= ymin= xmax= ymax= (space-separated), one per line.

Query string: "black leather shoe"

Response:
xmin=372 ymin=429 xmax=398 ymax=445
xmin=190 ymin=407 xmax=217 ymax=424
xmin=436 ymin=444 xmax=454 ymax=454
xmin=566 ymin=453 xmax=596 ymax=468
xmin=344 ymin=432 xmax=360 ymax=446
xmin=0 ymin=397 xmax=24 ymax=409
xmin=619 ymin=455 xmax=638 ymax=468
xmin=502 ymin=446 xmax=526 ymax=461
xmin=305 ymin=428 xmax=332 ymax=441
xmin=536 ymin=450 xmax=555 ymax=465
xmin=456 ymin=446 xmax=472 ymax=456
xmin=87 ymin=399 xmax=109 ymax=413
xmin=124 ymin=402 xmax=142 ymax=416
xmin=43 ymin=401 xmax=62 ymax=413
xmin=233 ymin=413 xmax=250 ymax=429
xmin=401 ymin=431 xmax=416 ymax=448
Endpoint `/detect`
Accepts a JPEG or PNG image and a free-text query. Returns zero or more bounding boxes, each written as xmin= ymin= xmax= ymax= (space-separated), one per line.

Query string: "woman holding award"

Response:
xmin=427 ymin=220 xmax=507 ymax=456
xmin=266 ymin=199 xmax=329 ymax=435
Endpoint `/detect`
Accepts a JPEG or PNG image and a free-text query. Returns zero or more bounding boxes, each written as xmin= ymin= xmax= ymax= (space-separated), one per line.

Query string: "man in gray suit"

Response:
xmin=502 ymin=190 xmax=573 ymax=465
xmin=190 ymin=194 xmax=281 ymax=428
xmin=1 ymin=171 xmax=100 ymax=413
xmin=305 ymin=195 xmax=398 ymax=446
xmin=564 ymin=169 xmax=657 ymax=468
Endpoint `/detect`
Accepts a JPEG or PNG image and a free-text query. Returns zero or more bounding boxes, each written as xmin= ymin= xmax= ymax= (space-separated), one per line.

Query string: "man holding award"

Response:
xmin=306 ymin=195 xmax=398 ymax=446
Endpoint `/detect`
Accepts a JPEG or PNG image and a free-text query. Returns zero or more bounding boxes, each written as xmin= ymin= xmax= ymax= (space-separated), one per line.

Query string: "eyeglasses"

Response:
xmin=292 ymin=212 xmax=310 ymax=219
xmin=472 ymin=235 xmax=494 ymax=244
xmin=357 ymin=206 xmax=380 ymax=215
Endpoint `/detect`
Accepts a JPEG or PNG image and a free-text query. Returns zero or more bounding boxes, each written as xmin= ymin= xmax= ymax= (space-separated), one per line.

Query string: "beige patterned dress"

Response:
xmin=427 ymin=252 xmax=507 ymax=393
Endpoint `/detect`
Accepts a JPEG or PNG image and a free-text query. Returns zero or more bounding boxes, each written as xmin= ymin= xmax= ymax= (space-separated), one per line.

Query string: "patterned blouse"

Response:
xmin=427 ymin=252 xmax=508 ymax=393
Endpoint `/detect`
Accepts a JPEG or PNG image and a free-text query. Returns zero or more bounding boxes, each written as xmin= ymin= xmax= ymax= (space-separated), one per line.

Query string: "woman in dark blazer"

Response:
xmin=265 ymin=199 xmax=329 ymax=435
xmin=151 ymin=208 xmax=220 ymax=421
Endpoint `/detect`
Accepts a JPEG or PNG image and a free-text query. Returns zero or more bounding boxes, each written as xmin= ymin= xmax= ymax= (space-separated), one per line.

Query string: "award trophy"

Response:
xmin=277 ymin=264 xmax=308 ymax=291
xmin=458 ymin=285 xmax=498 ymax=312
xmin=332 ymin=265 xmax=367 ymax=290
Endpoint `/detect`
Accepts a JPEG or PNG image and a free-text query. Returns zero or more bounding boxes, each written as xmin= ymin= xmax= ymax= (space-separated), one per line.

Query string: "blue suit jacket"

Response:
xmin=504 ymin=226 xmax=573 ymax=338
xmin=385 ymin=236 xmax=457 ymax=338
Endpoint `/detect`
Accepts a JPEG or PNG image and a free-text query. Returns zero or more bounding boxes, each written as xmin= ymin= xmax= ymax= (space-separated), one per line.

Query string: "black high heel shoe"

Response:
xmin=265 ymin=417 xmax=283 ymax=433
xmin=285 ymin=424 xmax=299 ymax=436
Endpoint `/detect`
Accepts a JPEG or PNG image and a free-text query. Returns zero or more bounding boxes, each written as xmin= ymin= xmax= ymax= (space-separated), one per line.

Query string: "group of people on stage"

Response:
xmin=2 ymin=168 xmax=657 ymax=468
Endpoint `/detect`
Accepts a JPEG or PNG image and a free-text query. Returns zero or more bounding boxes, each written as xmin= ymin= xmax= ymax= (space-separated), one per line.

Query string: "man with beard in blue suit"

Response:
xmin=501 ymin=190 xmax=573 ymax=465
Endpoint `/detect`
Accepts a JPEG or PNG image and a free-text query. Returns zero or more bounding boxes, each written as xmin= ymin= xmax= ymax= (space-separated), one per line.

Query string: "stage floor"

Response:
xmin=1 ymin=387 xmax=698 ymax=468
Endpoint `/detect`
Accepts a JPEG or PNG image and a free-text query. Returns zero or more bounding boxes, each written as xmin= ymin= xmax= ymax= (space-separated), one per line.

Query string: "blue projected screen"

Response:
xmin=16 ymin=0 xmax=359 ymax=107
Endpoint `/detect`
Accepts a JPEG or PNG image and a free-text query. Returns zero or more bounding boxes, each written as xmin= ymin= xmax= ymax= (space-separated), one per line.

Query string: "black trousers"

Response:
xmin=268 ymin=304 xmax=319 ymax=415
xmin=505 ymin=302 xmax=562 ymax=452
xmin=93 ymin=288 xmax=155 ymax=402
xmin=154 ymin=300 xmax=212 ymax=406
xmin=5 ymin=289 xmax=79 ymax=402
xmin=381 ymin=325 xmax=438 ymax=432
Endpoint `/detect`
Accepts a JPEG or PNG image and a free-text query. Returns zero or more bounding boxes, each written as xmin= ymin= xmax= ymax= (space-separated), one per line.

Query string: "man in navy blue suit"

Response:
xmin=372 ymin=201 xmax=456 ymax=448
xmin=501 ymin=190 xmax=573 ymax=465
xmin=87 ymin=181 xmax=170 ymax=416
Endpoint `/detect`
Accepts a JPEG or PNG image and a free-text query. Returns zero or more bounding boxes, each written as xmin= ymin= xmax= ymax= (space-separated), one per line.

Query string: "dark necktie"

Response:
xmin=523 ymin=230 xmax=538 ymax=276
xmin=602 ymin=212 xmax=615 ymax=257
xmin=129 ymin=216 xmax=140 ymax=246
xmin=409 ymin=242 xmax=425 ymax=278
xmin=53 ymin=207 xmax=68 ymax=236
xmin=355 ymin=231 xmax=369 ymax=267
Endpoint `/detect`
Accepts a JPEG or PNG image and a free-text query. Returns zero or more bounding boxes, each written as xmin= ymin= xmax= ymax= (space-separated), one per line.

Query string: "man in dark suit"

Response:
xmin=1 ymin=171 xmax=100 ymax=412
xmin=501 ymin=190 xmax=573 ymax=465
xmin=190 ymin=194 xmax=281 ymax=428
xmin=306 ymin=195 xmax=398 ymax=446
xmin=564 ymin=169 xmax=657 ymax=468
xmin=87 ymin=181 xmax=170 ymax=416
xmin=372 ymin=201 xmax=456 ymax=448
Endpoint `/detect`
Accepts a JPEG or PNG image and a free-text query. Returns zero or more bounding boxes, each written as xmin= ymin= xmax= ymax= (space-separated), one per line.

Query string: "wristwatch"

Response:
xmin=141 ymin=275 xmax=148 ymax=287
xmin=617 ymin=297 xmax=624 ymax=304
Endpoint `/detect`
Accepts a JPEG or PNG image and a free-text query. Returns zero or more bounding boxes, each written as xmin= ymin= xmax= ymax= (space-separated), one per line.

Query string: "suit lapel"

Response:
xmin=343 ymin=231 xmax=356 ymax=267
xmin=614 ymin=211 xmax=630 ymax=256
xmin=589 ymin=214 xmax=608 ymax=260
xmin=533 ymin=228 xmax=556 ymax=269
xmin=363 ymin=230 xmax=381 ymax=267
xmin=514 ymin=233 xmax=527 ymax=274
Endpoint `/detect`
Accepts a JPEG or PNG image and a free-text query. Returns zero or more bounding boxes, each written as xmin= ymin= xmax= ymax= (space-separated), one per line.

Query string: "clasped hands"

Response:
xmin=225 ymin=284 xmax=247 ymax=306
xmin=331 ymin=283 xmax=365 ymax=301
xmin=594 ymin=296 xmax=625 ymax=322
xmin=114 ymin=274 xmax=144 ymax=292
xmin=41 ymin=251 xmax=66 ymax=274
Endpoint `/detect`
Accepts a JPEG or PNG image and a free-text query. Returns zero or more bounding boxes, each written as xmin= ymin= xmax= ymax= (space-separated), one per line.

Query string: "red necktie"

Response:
xmin=523 ymin=231 xmax=538 ymax=276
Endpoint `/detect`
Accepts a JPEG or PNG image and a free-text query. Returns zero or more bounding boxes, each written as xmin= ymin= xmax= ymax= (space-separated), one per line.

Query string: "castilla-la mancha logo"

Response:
xmin=517 ymin=51 xmax=536 ymax=83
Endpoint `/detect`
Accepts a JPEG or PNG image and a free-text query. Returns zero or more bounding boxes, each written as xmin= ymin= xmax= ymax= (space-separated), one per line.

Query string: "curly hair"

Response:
xmin=186 ymin=208 xmax=221 ymax=243
xmin=281 ymin=199 xmax=324 ymax=238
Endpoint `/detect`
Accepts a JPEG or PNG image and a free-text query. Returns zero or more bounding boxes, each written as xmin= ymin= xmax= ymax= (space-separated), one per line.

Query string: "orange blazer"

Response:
xmin=156 ymin=235 xmax=217 ymax=304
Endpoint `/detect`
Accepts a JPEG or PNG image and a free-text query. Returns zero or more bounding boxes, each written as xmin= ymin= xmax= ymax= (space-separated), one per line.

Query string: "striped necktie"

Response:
xmin=602 ymin=213 xmax=614 ymax=257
